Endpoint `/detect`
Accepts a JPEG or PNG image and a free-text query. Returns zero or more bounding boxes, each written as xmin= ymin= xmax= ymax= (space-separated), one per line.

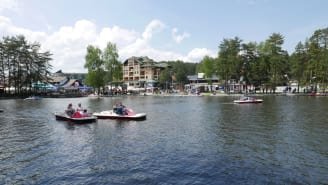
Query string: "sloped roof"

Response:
xmin=155 ymin=62 xmax=169 ymax=68
xmin=62 ymin=79 xmax=79 ymax=88
xmin=124 ymin=56 xmax=170 ymax=69
xmin=48 ymin=76 xmax=67 ymax=83
xmin=124 ymin=56 xmax=155 ymax=65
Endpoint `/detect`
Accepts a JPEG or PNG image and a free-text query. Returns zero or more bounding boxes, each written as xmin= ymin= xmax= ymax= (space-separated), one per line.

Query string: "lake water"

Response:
xmin=0 ymin=96 xmax=327 ymax=184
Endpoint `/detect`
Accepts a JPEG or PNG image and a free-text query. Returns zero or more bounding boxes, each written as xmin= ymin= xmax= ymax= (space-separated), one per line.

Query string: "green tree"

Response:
xmin=263 ymin=33 xmax=289 ymax=93
xmin=159 ymin=67 xmax=171 ymax=90
xmin=307 ymin=28 xmax=328 ymax=92
xmin=198 ymin=56 xmax=216 ymax=91
xmin=198 ymin=56 xmax=216 ymax=78
xmin=84 ymin=45 xmax=105 ymax=94
xmin=290 ymin=42 xmax=308 ymax=92
xmin=0 ymin=35 xmax=52 ymax=96
xmin=184 ymin=62 xmax=198 ymax=75
xmin=217 ymin=37 xmax=242 ymax=93
xmin=159 ymin=61 xmax=197 ymax=90
xmin=173 ymin=60 xmax=188 ymax=86
xmin=255 ymin=42 xmax=272 ymax=93
xmin=241 ymin=42 xmax=260 ymax=91
xmin=102 ymin=42 xmax=122 ymax=90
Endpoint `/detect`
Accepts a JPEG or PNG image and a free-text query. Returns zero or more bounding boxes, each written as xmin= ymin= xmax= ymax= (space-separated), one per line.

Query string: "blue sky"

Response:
xmin=0 ymin=0 xmax=327 ymax=72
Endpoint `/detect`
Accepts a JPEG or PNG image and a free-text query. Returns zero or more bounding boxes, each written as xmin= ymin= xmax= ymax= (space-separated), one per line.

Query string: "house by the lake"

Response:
xmin=123 ymin=56 xmax=168 ymax=91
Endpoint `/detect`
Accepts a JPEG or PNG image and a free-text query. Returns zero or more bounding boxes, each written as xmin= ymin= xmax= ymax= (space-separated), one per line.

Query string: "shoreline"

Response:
xmin=0 ymin=92 xmax=326 ymax=100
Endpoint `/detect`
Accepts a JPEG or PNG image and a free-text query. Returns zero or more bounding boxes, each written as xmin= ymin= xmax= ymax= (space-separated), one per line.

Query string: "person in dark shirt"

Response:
xmin=65 ymin=103 xmax=75 ymax=117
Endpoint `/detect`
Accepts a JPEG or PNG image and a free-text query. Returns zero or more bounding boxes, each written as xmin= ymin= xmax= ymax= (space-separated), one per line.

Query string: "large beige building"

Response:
xmin=123 ymin=56 xmax=168 ymax=90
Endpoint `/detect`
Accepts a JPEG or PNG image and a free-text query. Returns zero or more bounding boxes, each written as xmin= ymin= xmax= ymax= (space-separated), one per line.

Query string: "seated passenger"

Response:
xmin=76 ymin=103 xmax=84 ymax=112
xmin=65 ymin=103 xmax=75 ymax=117
xmin=117 ymin=107 xmax=123 ymax=115
xmin=116 ymin=102 xmax=125 ymax=115
xmin=113 ymin=103 xmax=119 ymax=113
xmin=82 ymin=109 xmax=89 ymax=117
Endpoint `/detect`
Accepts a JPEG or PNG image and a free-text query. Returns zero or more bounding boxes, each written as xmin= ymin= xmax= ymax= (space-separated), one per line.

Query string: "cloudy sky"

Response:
xmin=0 ymin=0 xmax=327 ymax=73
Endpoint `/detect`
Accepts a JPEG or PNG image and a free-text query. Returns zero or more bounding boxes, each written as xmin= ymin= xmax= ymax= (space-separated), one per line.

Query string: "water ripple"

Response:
xmin=0 ymin=96 xmax=327 ymax=184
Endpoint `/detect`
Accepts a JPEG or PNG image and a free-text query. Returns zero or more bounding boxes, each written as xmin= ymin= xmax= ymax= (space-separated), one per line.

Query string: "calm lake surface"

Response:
xmin=0 ymin=96 xmax=327 ymax=185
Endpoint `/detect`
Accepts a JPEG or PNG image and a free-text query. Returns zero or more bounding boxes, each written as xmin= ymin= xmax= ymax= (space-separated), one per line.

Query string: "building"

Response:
xmin=123 ymin=56 xmax=168 ymax=90
xmin=48 ymin=70 xmax=92 ymax=95
xmin=185 ymin=73 xmax=221 ymax=93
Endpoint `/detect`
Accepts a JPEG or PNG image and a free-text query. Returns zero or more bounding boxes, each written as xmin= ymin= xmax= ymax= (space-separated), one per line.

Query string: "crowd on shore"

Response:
xmin=1 ymin=89 xmax=327 ymax=100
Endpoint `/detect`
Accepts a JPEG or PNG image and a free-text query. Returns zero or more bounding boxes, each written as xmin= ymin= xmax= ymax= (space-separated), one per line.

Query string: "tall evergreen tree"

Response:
xmin=307 ymin=28 xmax=328 ymax=92
xmin=241 ymin=42 xmax=259 ymax=91
xmin=217 ymin=37 xmax=242 ymax=93
xmin=263 ymin=33 xmax=289 ymax=93
xmin=0 ymin=35 xmax=52 ymax=96
xmin=290 ymin=42 xmax=308 ymax=92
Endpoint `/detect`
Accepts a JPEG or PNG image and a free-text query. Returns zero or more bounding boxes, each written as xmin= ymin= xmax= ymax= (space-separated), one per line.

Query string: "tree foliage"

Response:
xmin=158 ymin=61 xmax=198 ymax=89
xmin=158 ymin=67 xmax=171 ymax=89
xmin=103 ymin=42 xmax=122 ymax=82
xmin=0 ymin=35 xmax=52 ymax=95
xmin=84 ymin=45 xmax=105 ymax=94
xmin=263 ymin=33 xmax=289 ymax=92
xmin=217 ymin=37 xmax=242 ymax=92
xmin=290 ymin=42 xmax=308 ymax=92
xmin=240 ymin=42 xmax=259 ymax=87
xmin=197 ymin=56 xmax=216 ymax=89
xmin=172 ymin=60 xmax=189 ymax=84
xmin=198 ymin=56 xmax=216 ymax=79
xmin=84 ymin=42 xmax=122 ymax=94
xmin=207 ymin=28 xmax=328 ymax=93
xmin=307 ymin=28 xmax=328 ymax=91
xmin=4 ymin=27 xmax=328 ymax=96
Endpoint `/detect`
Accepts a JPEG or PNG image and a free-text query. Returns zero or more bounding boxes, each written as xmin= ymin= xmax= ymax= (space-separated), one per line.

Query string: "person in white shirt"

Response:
xmin=76 ymin=103 xmax=84 ymax=112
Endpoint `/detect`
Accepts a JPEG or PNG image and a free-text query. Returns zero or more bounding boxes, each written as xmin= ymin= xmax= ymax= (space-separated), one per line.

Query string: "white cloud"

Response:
xmin=95 ymin=26 xmax=138 ymax=49
xmin=41 ymin=20 xmax=99 ymax=73
xmin=0 ymin=0 xmax=19 ymax=13
xmin=0 ymin=16 xmax=214 ymax=72
xmin=142 ymin=19 xmax=165 ymax=41
xmin=0 ymin=15 xmax=11 ymax=26
xmin=0 ymin=16 xmax=47 ymax=43
xmin=183 ymin=48 xmax=216 ymax=62
xmin=172 ymin=27 xmax=190 ymax=43
xmin=120 ymin=38 xmax=184 ymax=62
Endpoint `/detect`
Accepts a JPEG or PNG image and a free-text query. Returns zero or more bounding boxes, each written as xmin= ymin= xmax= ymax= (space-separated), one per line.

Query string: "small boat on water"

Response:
xmin=24 ymin=96 xmax=42 ymax=100
xmin=93 ymin=108 xmax=146 ymax=120
xmin=55 ymin=112 xmax=97 ymax=123
xmin=234 ymin=96 xmax=263 ymax=104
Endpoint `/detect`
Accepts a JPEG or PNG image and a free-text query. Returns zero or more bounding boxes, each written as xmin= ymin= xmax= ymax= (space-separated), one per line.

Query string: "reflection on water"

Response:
xmin=0 ymin=96 xmax=327 ymax=184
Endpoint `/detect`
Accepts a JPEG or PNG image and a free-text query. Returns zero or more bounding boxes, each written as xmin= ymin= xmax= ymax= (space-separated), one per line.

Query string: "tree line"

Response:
xmin=3 ymin=27 xmax=325 ymax=96
xmin=196 ymin=27 xmax=328 ymax=93
xmin=84 ymin=42 xmax=198 ymax=93
xmin=0 ymin=35 xmax=52 ymax=96
xmin=85 ymin=27 xmax=328 ymax=94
